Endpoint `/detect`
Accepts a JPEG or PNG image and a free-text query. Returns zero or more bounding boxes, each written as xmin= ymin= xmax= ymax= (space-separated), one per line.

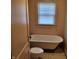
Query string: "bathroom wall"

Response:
xmin=64 ymin=18 xmax=67 ymax=55
xmin=28 ymin=0 xmax=66 ymax=37
xmin=61 ymin=0 xmax=67 ymax=55
xmin=29 ymin=0 xmax=67 ymax=55
xmin=11 ymin=0 xmax=29 ymax=59
xmin=64 ymin=0 xmax=67 ymax=55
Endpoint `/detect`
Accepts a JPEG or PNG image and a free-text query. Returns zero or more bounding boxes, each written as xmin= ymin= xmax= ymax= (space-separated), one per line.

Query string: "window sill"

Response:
xmin=38 ymin=24 xmax=56 ymax=26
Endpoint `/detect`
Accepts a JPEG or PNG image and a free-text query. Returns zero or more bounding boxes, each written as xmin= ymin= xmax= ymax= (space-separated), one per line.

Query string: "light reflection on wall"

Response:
xmin=12 ymin=4 xmax=26 ymax=24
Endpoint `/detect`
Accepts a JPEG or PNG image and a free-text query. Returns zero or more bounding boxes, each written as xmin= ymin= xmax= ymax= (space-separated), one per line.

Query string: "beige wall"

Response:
xmin=28 ymin=0 xmax=67 ymax=55
xmin=11 ymin=0 xmax=29 ymax=59
xmin=28 ymin=0 xmax=66 ymax=37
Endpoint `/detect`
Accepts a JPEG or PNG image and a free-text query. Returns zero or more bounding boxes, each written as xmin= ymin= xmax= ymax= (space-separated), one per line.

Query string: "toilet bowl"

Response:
xmin=30 ymin=47 xmax=44 ymax=59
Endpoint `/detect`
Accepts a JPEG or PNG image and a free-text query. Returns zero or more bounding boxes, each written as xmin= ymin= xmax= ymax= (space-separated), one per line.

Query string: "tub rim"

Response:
xmin=30 ymin=35 xmax=63 ymax=43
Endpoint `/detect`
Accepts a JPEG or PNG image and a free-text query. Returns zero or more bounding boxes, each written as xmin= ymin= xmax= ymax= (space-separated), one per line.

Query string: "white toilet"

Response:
xmin=30 ymin=47 xmax=44 ymax=59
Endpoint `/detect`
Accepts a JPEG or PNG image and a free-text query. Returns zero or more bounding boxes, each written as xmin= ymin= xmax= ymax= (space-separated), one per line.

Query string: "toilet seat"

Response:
xmin=30 ymin=47 xmax=44 ymax=59
xmin=30 ymin=47 xmax=44 ymax=54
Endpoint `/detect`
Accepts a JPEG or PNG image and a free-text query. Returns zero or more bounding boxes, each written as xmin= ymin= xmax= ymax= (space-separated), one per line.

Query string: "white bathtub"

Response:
xmin=30 ymin=35 xmax=63 ymax=49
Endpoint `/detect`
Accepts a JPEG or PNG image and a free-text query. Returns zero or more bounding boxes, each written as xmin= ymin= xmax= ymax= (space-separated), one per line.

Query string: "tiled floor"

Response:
xmin=41 ymin=53 xmax=66 ymax=59
xmin=40 ymin=47 xmax=66 ymax=59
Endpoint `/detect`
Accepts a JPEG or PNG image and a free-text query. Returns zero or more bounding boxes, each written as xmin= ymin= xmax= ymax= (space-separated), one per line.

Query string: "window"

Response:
xmin=38 ymin=3 xmax=56 ymax=25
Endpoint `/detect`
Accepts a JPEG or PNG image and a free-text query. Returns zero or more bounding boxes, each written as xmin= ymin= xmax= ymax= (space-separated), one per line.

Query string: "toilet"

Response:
xmin=30 ymin=47 xmax=44 ymax=59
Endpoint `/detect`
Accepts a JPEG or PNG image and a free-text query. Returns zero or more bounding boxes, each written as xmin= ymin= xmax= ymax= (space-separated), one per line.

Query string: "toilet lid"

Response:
xmin=30 ymin=47 xmax=44 ymax=54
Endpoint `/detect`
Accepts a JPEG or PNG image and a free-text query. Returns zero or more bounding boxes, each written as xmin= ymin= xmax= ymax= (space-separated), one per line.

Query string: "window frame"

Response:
xmin=37 ymin=3 xmax=56 ymax=26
